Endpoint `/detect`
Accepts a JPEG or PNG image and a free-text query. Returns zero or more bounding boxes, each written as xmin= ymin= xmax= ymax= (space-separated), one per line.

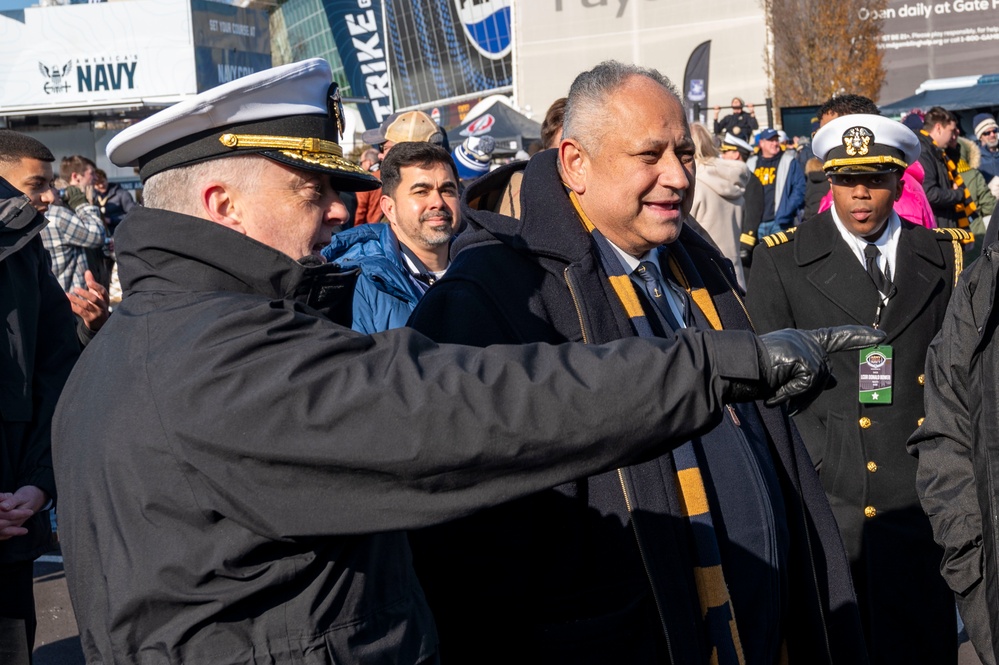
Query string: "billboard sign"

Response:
xmin=0 ymin=0 xmax=268 ymax=117
xmin=384 ymin=0 xmax=514 ymax=111
xmin=323 ymin=0 xmax=392 ymax=130
xmin=0 ymin=0 xmax=196 ymax=114
xmin=514 ymin=2 xmax=767 ymax=138
xmin=455 ymin=0 xmax=512 ymax=60
xmin=191 ymin=0 xmax=271 ymax=91
xmin=876 ymin=0 xmax=999 ymax=102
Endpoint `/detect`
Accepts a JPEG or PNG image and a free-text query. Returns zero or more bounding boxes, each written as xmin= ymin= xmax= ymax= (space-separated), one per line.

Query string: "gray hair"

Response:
xmin=142 ymin=155 xmax=269 ymax=216
xmin=562 ymin=61 xmax=682 ymax=154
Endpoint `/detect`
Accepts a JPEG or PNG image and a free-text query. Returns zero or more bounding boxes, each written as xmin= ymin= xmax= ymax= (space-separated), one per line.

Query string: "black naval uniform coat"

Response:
xmin=747 ymin=209 xmax=965 ymax=664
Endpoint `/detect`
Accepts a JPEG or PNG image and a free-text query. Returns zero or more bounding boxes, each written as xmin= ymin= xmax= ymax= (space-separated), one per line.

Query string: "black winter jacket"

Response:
xmin=918 ymin=131 xmax=965 ymax=228
xmin=0 ymin=178 xmax=79 ymax=564
xmin=909 ymin=243 xmax=999 ymax=664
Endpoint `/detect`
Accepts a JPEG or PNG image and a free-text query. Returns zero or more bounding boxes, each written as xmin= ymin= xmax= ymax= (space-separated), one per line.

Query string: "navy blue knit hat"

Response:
xmin=974 ymin=113 xmax=998 ymax=139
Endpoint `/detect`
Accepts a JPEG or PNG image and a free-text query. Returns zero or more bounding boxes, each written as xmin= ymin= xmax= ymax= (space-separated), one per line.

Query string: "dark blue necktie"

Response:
xmin=634 ymin=260 xmax=682 ymax=331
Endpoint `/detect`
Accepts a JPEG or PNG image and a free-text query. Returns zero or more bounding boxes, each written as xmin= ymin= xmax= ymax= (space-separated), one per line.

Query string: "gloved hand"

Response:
xmin=63 ymin=185 xmax=90 ymax=211
xmin=757 ymin=325 xmax=886 ymax=411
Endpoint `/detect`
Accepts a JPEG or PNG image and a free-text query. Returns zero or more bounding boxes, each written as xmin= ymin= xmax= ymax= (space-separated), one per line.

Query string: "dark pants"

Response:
xmin=0 ymin=561 xmax=36 ymax=665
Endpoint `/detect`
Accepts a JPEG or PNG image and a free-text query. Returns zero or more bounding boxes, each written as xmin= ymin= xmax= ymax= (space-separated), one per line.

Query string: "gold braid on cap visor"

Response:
xmin=218 ymin=133 xmax=368 ymax=174
xmin=823 ymin=155 xmax=909 ymax=171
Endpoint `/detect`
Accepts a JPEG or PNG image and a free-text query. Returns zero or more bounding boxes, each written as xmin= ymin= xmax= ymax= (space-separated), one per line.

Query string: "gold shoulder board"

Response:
xmin=760 ymin=227 xmax=798 ymax=248
xmin=933 ymin=227 xmax=974 ymax=245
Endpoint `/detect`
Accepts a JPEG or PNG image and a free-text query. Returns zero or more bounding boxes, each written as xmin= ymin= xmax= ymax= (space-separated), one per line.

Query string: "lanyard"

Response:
xmin=872 ymin=284 xmax=896 ymax=329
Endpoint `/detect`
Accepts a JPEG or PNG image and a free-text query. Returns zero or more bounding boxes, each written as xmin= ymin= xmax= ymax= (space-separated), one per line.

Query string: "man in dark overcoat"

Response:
xmin=407 ymin=61 xmax=873 ymax=665
xmin=748 ymin=113 xmax=968 ymax=664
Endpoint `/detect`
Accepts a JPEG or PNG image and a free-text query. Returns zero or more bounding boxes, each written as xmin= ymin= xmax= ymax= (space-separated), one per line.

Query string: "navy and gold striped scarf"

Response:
xmin=569 ymin=190 xmax=745 ymax=665
xmin=921 ymin=129 xmax=977 ymax=227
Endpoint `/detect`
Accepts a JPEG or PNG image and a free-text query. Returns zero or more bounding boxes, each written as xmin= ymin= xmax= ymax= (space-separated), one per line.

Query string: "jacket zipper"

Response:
xmin=563 ymin=267 xmax=590 ymax=344
xmin=565 ymin=267 xmax=676 ymax=661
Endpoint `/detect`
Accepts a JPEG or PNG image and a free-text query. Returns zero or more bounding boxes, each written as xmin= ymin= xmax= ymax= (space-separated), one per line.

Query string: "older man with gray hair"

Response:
xmin=406 ymin=60 xmax=871 ymax=664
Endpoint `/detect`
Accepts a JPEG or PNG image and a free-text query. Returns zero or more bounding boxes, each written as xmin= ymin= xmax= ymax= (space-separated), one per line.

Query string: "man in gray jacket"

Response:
xmin=52 ymin=58 xmax=879 ymax=664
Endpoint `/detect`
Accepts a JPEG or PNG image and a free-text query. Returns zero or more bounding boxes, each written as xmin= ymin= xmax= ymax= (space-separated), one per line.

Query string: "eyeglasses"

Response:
xmin=982 ymin=129 xmax=998 ymax=137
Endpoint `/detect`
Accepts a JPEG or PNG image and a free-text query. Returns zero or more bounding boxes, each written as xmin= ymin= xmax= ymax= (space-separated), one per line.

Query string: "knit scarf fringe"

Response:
xmin=922 ymin=130 xmax=977 ymax=227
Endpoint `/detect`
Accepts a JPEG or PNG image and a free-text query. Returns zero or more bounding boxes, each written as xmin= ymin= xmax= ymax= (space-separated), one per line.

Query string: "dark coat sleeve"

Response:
xmin=146 ymin=296 xmax=765 ymax=539
xmin=918 ymin=150 xmax=964 ymax=209
xmin=18 ymin=237 xmax=80 ymax=498
xmin=907 ymin=261 xmax=993 ymax=652
xmin=745 ymin=243 xmax=796 ymax=334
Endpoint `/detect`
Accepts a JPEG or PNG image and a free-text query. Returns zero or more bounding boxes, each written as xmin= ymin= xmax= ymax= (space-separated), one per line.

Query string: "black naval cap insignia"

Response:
xmin=328 ymin=82 xmax=344 ymax=142
xmin=843 ymin=126 xmax=873 ymax=157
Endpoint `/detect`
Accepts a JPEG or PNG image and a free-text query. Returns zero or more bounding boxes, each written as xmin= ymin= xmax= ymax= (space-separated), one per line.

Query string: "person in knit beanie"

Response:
xmin=973 ymin=112 xmax=999 ymax=184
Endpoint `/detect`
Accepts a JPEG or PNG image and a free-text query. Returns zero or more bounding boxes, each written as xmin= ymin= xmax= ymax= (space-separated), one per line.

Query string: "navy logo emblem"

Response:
xmin=687 ymin=79 xmax=705 ymax=102
xmin=843 ymin=126 xmax=873 ymax=157
xmin=39 ymin=61 xmax=73 ymax=95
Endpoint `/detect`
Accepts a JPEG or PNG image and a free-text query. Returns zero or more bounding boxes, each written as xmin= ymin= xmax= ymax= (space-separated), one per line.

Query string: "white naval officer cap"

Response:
xmin=106 ymin=58 xmax=380 ymax=191
xmin=812 ymin=114 xmax=920 ymax=175
xmin=720 ymin=132 xmax=753 ymax=155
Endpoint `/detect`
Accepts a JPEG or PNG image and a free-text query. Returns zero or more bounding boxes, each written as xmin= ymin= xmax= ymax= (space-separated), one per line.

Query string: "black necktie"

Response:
xmin=634 ymin=260 xmax=682 ymax=331
xmin=863 ymin=244 xmax=893 ymax=297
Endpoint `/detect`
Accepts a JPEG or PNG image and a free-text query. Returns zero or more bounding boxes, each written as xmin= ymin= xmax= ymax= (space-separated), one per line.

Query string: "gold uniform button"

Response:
xmin=917 ymin=417 xmax=925 ymax=427
xmin=867 ymin=461 xmax=878 ymax=473
xmin=859 ymin=417 xmax=872 ymax=429
xmin=918 ymin=374 xmax=925 ymax=386
xmin=865 ymin=506 xmax=877 ymax=518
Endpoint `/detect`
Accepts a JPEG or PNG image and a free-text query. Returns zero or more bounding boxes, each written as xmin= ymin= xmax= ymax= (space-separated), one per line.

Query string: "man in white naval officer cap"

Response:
xmin=50 ymin=58 xmax=881 ymax=665
xmin=748 ymin=113 xmax=970 ymax=665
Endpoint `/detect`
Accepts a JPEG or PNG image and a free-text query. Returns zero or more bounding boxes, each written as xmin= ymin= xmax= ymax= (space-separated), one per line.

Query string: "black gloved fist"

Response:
xmin=758 ymin=325 xmax=886 ymax=411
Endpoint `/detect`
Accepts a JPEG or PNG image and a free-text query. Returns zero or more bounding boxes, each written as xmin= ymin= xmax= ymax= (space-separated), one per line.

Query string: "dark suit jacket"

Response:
xmin=746 ymin=210 xmax=961 ymax=664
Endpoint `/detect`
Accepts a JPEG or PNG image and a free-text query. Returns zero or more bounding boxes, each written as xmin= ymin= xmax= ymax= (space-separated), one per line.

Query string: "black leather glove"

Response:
xmin=64 ymin=186 xmax=89 ymax=211
xmin=757 ymin=325 xmax=886 ymax=411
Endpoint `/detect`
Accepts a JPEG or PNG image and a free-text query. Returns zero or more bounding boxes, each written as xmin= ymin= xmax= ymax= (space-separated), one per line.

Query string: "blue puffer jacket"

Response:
xmin=321 ymin=223 xmax=423 ymax=334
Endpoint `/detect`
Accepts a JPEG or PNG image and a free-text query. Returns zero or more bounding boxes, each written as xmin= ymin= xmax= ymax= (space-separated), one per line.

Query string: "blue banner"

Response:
xmin=323 ymin=0 xmax=392 ymax=131
xmin=683 ymin=40 xmax=710 ymax=125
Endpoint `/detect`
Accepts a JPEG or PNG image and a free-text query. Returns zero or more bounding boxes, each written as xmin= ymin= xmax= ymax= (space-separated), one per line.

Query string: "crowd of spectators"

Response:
xmin=6 ymin=57 xmax=999 ymax=665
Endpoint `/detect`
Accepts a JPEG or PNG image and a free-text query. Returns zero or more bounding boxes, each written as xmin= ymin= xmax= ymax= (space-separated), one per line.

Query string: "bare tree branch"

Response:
xmin=761 ymin=0 xmax=887 ymax=116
